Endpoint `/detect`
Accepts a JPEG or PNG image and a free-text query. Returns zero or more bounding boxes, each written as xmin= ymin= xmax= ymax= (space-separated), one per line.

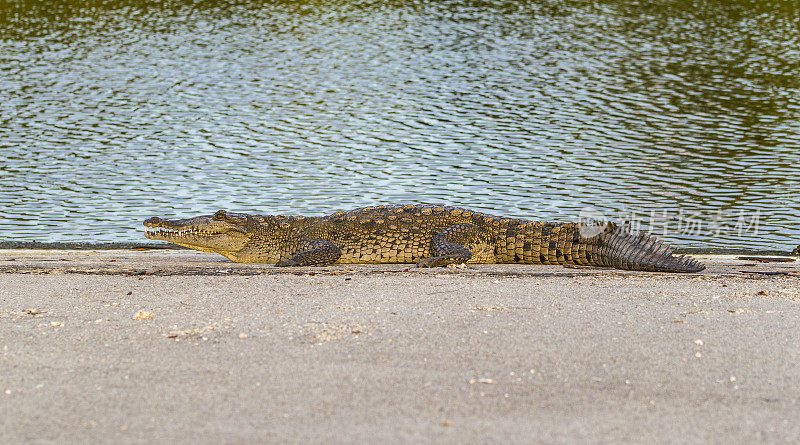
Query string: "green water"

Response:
xmin=1 ymin=1 xmax=798 ymax=251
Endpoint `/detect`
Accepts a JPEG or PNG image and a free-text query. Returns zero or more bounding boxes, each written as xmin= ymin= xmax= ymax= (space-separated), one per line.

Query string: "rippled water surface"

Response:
xmin=1 ymin=1 xmax=799 ymax=250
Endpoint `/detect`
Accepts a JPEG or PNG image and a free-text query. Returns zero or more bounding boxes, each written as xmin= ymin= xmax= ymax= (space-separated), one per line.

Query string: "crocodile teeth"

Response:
xmin=145 ymin=227 xmax=219 ymax=237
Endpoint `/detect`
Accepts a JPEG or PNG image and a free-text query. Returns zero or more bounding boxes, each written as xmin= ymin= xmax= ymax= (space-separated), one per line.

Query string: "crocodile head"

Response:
xmin=144 ymin=210 xmax=254 ymax=261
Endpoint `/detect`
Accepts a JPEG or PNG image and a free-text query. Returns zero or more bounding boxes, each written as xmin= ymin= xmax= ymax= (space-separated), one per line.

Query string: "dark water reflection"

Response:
xmin=1 ymin=1 xmax=798 ymax=250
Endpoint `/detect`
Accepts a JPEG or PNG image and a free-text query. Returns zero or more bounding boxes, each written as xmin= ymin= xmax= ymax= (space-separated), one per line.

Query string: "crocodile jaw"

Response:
xmin=143 ymin=215 xmax=249 ymax=258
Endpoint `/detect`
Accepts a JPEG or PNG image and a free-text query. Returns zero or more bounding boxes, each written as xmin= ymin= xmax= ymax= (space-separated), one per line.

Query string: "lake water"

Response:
xmin=1 ymin=1 xmax=799 ymax=251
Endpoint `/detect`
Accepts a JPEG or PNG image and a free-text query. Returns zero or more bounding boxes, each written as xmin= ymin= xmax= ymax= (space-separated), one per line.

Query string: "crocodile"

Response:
xmin=143 ymin=204 xmax=704 ymax=272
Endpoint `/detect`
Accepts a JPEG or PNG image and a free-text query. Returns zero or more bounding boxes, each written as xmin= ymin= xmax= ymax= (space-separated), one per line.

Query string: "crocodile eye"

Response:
xmin=213 ymin=210 xmax=227 ymax=220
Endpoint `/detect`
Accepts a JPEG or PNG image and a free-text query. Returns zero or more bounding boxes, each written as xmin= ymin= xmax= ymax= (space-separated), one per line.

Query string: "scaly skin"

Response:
xmin=143 ymin=204 xmax=705 ymax=272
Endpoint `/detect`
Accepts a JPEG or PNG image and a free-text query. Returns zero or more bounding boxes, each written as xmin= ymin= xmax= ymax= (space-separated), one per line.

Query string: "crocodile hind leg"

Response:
xmin=416 ymin=223 xmax=495 ymax=268
xmin=274 ymin=239 xmax=341 ymax=266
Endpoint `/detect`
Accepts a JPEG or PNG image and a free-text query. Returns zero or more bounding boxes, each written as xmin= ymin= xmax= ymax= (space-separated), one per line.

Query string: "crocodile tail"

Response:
xmin=587 ymin=222 xmax=705 ymax=273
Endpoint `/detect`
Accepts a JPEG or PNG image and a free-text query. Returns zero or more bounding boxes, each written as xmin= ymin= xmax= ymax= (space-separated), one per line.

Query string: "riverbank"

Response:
xmin=1 ymin=250 xmax=799 ymax=443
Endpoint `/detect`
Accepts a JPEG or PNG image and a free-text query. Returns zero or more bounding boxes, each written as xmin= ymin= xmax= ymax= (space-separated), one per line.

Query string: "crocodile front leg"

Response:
xmin=416 ymin=223 xmax=495 ymax=268
xmin=275 ymin=239 xmax=342 ymax=266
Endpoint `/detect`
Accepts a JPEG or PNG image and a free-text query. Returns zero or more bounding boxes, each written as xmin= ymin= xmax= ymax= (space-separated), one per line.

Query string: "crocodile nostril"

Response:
xmin=213 ymin=210 xmax=227 ymax=220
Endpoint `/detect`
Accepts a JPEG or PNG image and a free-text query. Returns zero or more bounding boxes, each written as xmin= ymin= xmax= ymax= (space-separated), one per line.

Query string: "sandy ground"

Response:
xmin=1 ymin=249 xmax=799 ymax=444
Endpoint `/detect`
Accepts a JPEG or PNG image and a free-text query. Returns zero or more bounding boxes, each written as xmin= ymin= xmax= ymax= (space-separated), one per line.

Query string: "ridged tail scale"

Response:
xmin=586 ymin=222 xmax=704 ymax=272
xmin=512 ymin=221 xmax=704 ymax=273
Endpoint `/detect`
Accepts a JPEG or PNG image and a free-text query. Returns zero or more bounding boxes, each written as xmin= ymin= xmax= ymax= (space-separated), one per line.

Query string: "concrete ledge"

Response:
xmin=1 ymin=251 xmax=799 ymax=442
